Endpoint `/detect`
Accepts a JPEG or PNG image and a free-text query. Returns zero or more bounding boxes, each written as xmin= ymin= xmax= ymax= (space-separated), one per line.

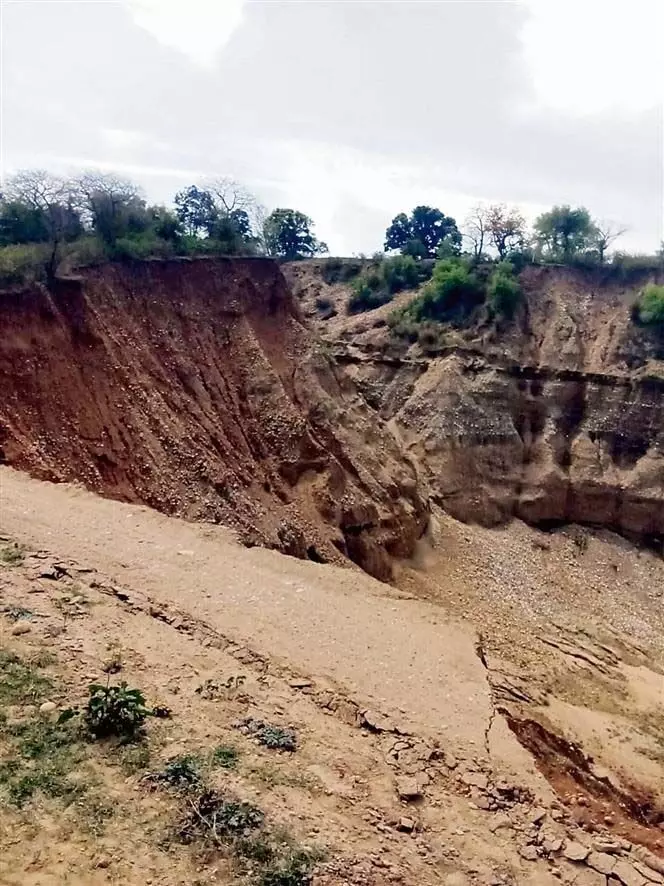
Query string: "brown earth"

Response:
xmin=285 ymin=261 xmax=664 ymax=544
xmin=0 ymin=258 xmax=663 ymax=885
xmin=0 ymin=258 xmax=428 ymax=581
xmin=1 ymin=469 xmax=663 ymax=886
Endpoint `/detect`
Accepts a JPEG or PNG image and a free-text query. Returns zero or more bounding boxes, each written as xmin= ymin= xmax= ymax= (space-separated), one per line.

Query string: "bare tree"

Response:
xmin=4 ymin=169 xmax=78 ymax=280
xmin=486 ymin=204 xmax=527 ymax=260
xmin=203 ymin=177 xmax=264 ymax=244
xmin=463 ymin=204 xmax=489 ymax=258
xmin=593 ymin=220 xmax=627 ymax=263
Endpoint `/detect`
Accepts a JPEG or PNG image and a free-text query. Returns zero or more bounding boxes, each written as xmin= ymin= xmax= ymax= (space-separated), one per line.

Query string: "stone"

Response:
xmin=396 ymin=777 xmax=422 ymax=801
xmin=288 ymin=678 xmax=313 ymax=689
xmin=460 ymin=771 xmax=489 ymax=791
xmin=396 ymin=817 xmax=415 ymax=833
xmin=11 ymin=622 xmax=31 ymax=635
xmin=632 ymin=861 xmax=664 ymax=884
xmin=563 ymin=840 xmax=589 ymax=862
xmin=518 ymin=845 xmax=539 ymax=861
xmin=612 ymin=860 xmax=648 ymax=886
xmin=39 ymin=701 xmax=57 ymax=714
xmin=587 ymin=852 xmax=615 ymax=875
xmin=444 ymin=753 xmax=458 ymax=770
xmin=632 ymin=848 xmax=664 ymax=877
xmin=542 ymin=837 xmax=563 ymax=854
xmin=489 ymin=814 xmax=512 ymax=833
xmin=529 ymin=807 xmax=547 ymax=825
xmin=361 ymin=709 xmax=393 ymax=732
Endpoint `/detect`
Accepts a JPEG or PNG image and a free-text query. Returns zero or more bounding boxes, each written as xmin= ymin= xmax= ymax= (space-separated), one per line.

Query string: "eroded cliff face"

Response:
xmin=0 ymin=258 xmax=428 ymax=579
xmin=287 ymin=262 xmax=664 ymax=545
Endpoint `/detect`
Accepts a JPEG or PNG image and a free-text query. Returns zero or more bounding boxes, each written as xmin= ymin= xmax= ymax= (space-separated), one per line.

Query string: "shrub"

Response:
xmin=83 ymin=682 xmax=149 ymax=738
xmin=633 ymin=283 xmax=664 ymax=328
xmin=347 ymin=255 xmax=428 ymax=314
xmin=146 ymin=754 xmax=202 ymax=789
xmin=0 ymin=243 xmax=49 ymax=285
xmin=407 ymin=257 xmax=483 ymax=323
xmin=319 ymin=258 xmax=362 ymax=284
xmin=487 ymin=262 xmax=522 ymax=319
xmin=178 ymin=790 xmax=264 ymax=845
xmin=212 ymin=745 xmax=240 ymax=770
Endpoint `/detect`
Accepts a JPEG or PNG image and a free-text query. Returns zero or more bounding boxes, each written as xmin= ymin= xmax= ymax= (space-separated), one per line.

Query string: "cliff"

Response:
xmin=0 ymin=258 xmax=428 ymax=579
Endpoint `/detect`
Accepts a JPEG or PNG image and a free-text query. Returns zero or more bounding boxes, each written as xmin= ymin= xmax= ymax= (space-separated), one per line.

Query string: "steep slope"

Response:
xmin=0 ymin=258 xmax=428 ymax=580
xmin=286 ymin=261 xmax=664 ymax=544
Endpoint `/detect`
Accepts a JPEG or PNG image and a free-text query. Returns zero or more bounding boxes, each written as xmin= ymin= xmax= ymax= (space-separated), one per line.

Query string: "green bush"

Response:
xmin=487 ymin=262 xmax=522 ymax=319
xmin=83 ymin=682 xmax=149 ymax=738
xmin=0 ymin=243 xmax=49 ymax=286
xmin=347 ymin=255 xmax=428 ymax=314
xmin=633 ymin=283 xmax=664 ymax=328
xmin=408 ymin=257 xmax=483 ymax=323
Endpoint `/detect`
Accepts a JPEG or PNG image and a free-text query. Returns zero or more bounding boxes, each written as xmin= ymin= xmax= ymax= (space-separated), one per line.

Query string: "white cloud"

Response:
xmin=520 ymin=0 xmax=663 ymax=115
xmin=125 ymin=0 xmax=245 ymax=67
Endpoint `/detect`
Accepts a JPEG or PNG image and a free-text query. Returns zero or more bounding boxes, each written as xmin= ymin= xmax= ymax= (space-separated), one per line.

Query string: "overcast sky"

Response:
xmin=2 ymin=0 xmax=662 ymax=254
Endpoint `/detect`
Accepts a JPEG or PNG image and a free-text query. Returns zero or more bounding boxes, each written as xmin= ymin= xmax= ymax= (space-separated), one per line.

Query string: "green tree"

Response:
xmin=174 ymin=185 xmax=218 ymax=237
xmin=263 ymin=209 xmax=327 ymax=260
xmin=76 ymin=172 xmax=149 ymax=246
xmin=385 ymin=206 xmax=461 ymax=258
xmin=534 ymin=205 xmax=597 ymax=261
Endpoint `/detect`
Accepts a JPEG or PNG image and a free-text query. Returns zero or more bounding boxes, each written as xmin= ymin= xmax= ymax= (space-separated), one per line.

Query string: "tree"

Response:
xmin=263 ymin=209 xmax=327 ymax=260
xmin=534 ymin=205 xmax=597 ymax=261
xmin=3 ymin=170 xmax=82 ymax=279
xmin=486 ymin=204 xmax=527 ymax=260
xmin=463 ymin=205 xmax=489 ymax=259
xmin=174 ymin=185 xmax=218 ymax=237
xmin=75 ymin=172 xmax=148 ymax=246
xmin=592 ymin=221 xmax=627 ymax=263
xmin=0 ymin=199 xmax=50 ymax=246
xmin=385 ymin=206 xmax=461 ymax=258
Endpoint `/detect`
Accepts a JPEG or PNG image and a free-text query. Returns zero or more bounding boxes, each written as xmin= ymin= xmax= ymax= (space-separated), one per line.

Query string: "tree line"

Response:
xmin=0 ymin=169 xmax=327 ymax=284
xmin=383 ymin=203 xmax=632 ymax=265
xmin=0 ymin=167 xmax=661 ymax=287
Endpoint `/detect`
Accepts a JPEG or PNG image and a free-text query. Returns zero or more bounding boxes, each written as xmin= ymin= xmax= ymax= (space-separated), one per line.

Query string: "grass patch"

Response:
xmin=212 ymin=744 xmax=240 ymax=770
xmin=0 ymin=650 xmax=53 ymax=705
xmin=0 ymin=544 xmax=25 ymax=566
xmin=178 ymin=790 xmax=265 ymax=845
xmin=117 ymin=740 xmax=151 ymax=775
xmin=248 ymin=763 xmax=319 ymax=793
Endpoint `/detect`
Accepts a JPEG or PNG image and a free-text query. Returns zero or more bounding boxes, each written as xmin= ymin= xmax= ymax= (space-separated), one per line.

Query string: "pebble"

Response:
xmin=563 ymin=840 xmax=590 ymax=862
xmin=11 ymin=622 xmax=31 ymax=635
xmin=395 ymin=776 xmax=422 ymax=801
xmin=39 ymin=701 xmax=57 ymax=714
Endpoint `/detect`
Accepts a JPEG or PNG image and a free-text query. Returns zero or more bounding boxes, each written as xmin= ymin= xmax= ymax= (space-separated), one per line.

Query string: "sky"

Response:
xmin=1 ymin=0 xmax=662 ymax=255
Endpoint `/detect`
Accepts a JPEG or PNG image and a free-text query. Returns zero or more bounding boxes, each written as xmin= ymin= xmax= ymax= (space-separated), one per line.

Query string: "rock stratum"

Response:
xmin=287 ymin=262 xmax=664 ymax=545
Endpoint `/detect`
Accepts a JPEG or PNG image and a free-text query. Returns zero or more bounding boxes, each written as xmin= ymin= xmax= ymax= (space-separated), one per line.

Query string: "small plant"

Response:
xmin=3 ymin=605 xmax=33 ymax=622
xmin=212 ymin=744 xmax=240 ymax=770
xmin=146 ymin=755 xmax=202 ymax=790
xmin=82 ymin=682 xmax=149 ymax=739
xmin=236 ymin=718 xmax=297 ymax=752
xmin=178 ymin=790 xmax=264 ymax=845
xmin=118 ymin=741 xmax=151 ymax=774
xmin=0 ymin=543 xmax=25 ymax=566
xmin=259 ymin=850 xmax=316 ymax=886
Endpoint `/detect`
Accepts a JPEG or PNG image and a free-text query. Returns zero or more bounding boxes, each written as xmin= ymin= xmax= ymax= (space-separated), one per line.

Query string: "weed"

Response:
xmin=85 ymin=682 xmax=149 ymax=739
xmin=236 ymin=718 xmax=297 ymax=752
xmin=102 ymin=649 xmax=123 ymax=674
xmin=3 ymin=606 xmax=33 ymax=622
xmin=258 ymin=850 xmax=316 ymax=886
xmin=211 ymin=744 xmax=240 ymax=770
xmin=236 ymin=835 xmax=275 ymax=863
xmin=117 ymin=741 xmax=151 ymax=775
xmin=0 ymin=544 xmax=25 ymax=566
xmin=75 ymin=794 xmax=116 ymax=835
xmin=7 ymin=769 xmax=86 ymax=807
xmin=0 ymin=650 xmax=53 ymax=705
xmin=29 ymin=650 xmax=56 ymax=669
xmin=11 ymin=718 xmax=78 ymax=760
xmin=146 ymin=755 xmax=202 ymax=790
xmin=179 ymin=790 xmax=264 ymax=845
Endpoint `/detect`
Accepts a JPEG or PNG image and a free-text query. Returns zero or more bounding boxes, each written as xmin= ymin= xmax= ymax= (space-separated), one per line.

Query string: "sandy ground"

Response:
xmin=1 ymin=466 xmax=663 ymax=886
